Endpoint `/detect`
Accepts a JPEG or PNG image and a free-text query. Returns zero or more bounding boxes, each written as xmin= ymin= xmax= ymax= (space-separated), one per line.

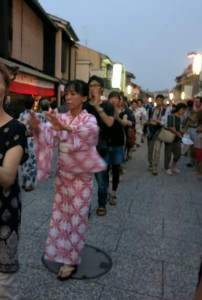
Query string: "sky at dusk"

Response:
xmin=39 ymin=0 xmax=202 ymax=92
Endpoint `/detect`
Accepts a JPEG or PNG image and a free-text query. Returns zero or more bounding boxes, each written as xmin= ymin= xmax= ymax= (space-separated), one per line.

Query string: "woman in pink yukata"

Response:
xmin=29 ymin=80 xmax=106 ymax=280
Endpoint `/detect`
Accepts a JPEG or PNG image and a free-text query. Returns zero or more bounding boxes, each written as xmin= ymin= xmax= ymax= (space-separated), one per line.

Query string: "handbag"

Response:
xmin=157 ymin=127 xmax=176 ymax=143
xmin=127 ymin=127 xmax=136 ymax=147
xmin=157 ymin=115 xmax=176 ymax=143
xmin=96 ymin=132 xmax=108 ymax=157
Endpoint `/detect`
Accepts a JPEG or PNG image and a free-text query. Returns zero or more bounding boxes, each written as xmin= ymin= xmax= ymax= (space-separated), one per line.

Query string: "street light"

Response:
xmin=127 ymin=85 xmax=132 ymax=96
xmin=188 ymin=53 xmax=202 ymax=75
xmin=112 ymin=63 xmax=122 ymax=89
xmin=169 ymin=92 xmax=174 ymax=101
xmin=181 ymin=91 xmax=185 ymax=100
xmin=187 ymin=51 xmax=202 ymax=96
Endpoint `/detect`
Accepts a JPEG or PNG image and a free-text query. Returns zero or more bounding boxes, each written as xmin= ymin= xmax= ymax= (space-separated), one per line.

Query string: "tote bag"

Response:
xmin=157 ymin=127 xmax=176 ymax=143
xmin=157 ymin=116 xmax=176 ymax=143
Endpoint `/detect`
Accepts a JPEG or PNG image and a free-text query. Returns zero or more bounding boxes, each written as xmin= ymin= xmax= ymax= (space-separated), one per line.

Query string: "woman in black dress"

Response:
xmin=0 ymin=63 xmax=28 ymax=299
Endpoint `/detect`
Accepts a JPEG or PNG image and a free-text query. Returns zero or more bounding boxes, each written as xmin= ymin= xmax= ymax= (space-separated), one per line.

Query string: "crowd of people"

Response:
xmin=1 ymin=63 xmax=202 ymax=298
xmin=144 ymin=94 xmax=202 ymax=177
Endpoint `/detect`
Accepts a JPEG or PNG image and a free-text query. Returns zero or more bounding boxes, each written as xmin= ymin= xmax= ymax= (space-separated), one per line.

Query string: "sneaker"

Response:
xmin=24 ymin=185 xmax=34 ymax=192
xmin=152 ymin=168 xmax=158 ymax=175
xmin=147 ymin=165 xmax=153 ymax=171
xmin=166 ymin=169 xmax=173 ymax=175
xmin=109 ymin=195 xmax=116 ymax=206
xmin=171 ymin=167 xmax=180 ymax=174
xmin=126 ymin=154 xmax=132 ymax=160
xmin=96 ymin=207 xmax=107 ymax=216
xmin=119 ymin=165 xmax=126 ymax=175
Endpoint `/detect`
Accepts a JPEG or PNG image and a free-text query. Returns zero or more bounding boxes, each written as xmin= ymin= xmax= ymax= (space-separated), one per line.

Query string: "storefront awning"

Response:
xmin=8 ymin=70 xmax=55 ymax=97
xmin=10 ymin=80 xmax=55 ymax=96
xmin=0 ymin=57 xmax=58 ymax=96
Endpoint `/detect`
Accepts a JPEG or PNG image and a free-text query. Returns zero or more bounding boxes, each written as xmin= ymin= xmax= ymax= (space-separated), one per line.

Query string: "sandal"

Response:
xmin=57 ymin=265 xmax=77 ymax=281
xmin=24 ymin=186 xmax=34 ymax=192
xmin=96 ymin=207 xmax=107 ymax=216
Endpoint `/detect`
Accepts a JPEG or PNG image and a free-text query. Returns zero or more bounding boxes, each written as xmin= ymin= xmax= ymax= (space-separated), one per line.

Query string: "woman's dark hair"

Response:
xmin=186 ymin=99 xmax=193 ymax=108
xmin=25 ymin=96 xmax=35 ymax=109
xmin=0 ymin=63 xmax=11 ymax=101
xmin=65 ymin=80 xmax=89 ymax=97
xmin=123 ymin=95 xmax=129 ymax=108
xmin=172 ymin=102 xmax=187 ymax=113
xmin=50 ymin=100 xmax=57 ymax=109
xmin=108 ymin=90 xmax=120 ymax=100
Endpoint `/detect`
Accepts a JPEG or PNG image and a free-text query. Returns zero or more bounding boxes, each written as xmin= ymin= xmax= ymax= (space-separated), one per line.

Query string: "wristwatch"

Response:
xmin=98 ymin=107 xmax=104 ymax=113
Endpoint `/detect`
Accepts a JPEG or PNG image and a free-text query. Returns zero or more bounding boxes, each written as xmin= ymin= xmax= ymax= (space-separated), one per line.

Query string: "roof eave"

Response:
xmin=25 ymin=0 xmax=58 ymax=30
xmin=48 ymin=14 xmax=79 ymax=42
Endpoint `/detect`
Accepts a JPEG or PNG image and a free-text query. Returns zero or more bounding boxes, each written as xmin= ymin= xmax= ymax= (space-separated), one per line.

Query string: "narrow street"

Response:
xmin=19 ymin=142 xmax=202 ymax=300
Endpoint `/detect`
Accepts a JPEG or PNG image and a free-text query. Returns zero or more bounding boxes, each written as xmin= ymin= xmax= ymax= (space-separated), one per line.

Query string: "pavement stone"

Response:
xmin=18 ymin=142 xmax=202 ymax=299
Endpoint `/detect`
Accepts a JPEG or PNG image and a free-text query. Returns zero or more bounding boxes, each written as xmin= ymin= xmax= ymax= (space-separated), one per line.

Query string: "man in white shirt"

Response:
xmin=146 ymin=94 xmax=165 ymax=175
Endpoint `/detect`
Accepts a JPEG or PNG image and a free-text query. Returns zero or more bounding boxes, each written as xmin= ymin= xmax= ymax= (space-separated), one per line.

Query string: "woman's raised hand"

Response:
xmin=28 ymin=111 xmax=40 ymax=129
xmin=45 ymin=112 xmax=72 ymax=132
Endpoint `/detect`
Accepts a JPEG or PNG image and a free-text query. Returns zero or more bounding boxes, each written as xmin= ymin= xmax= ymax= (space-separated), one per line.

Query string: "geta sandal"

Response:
xmin=57 ymin=265 xmax=77 ymax=281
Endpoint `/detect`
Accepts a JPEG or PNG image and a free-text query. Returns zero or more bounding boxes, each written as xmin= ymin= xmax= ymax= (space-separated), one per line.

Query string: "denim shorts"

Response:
xmin=107 ymin=146 xmax=125 ymax=165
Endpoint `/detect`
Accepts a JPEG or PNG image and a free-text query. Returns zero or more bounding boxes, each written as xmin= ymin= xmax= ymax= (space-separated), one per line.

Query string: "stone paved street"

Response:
xmin=18 ymin=142 xmax=202 ymax=300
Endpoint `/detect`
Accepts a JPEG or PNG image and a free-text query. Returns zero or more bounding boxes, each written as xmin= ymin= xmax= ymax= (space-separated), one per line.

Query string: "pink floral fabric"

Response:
xmin=34 ymin=110 xmax=106 ymax=265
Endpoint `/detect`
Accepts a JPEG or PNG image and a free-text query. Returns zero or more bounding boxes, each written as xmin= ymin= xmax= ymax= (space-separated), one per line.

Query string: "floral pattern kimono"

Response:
xmin=34 ymin=110 xmax=106 ymax=265
xmin=18 ymin=110 xmax=37 ymax=188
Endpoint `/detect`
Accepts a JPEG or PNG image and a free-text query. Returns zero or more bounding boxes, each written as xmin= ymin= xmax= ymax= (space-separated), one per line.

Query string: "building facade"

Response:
xmin=0 ymin=0 xmax=138 ymax=113
xmin=76 ymin=44 xmax=113 ymax=97
xmin=0 ymin=0 xmax=78 ymax=113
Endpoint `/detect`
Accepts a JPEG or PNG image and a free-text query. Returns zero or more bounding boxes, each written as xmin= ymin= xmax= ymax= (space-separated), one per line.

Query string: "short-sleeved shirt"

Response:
xmin=108 ymin=119 xmax=125 ymax=147
xmin=167 ymin=114 xmax=181 ymax=142
xmin=84 ymin=101 xmax=114 ymax=129
xmin=0 ymin=119 xmax=28 ymax=273
xmin=83 ymin=101 xmax=114 ymax=156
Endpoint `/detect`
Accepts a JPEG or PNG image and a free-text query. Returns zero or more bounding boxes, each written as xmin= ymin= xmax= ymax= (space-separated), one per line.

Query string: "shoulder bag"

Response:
xmin=157 ymin=116 xmax=176 ymax=144
xmin=127 ymin=127 xmax=136 ymax=147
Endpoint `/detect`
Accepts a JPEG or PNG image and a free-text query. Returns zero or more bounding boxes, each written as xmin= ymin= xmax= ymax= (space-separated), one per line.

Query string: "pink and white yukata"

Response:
xmin=34 ymin=110 xmax=106 ymax=266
